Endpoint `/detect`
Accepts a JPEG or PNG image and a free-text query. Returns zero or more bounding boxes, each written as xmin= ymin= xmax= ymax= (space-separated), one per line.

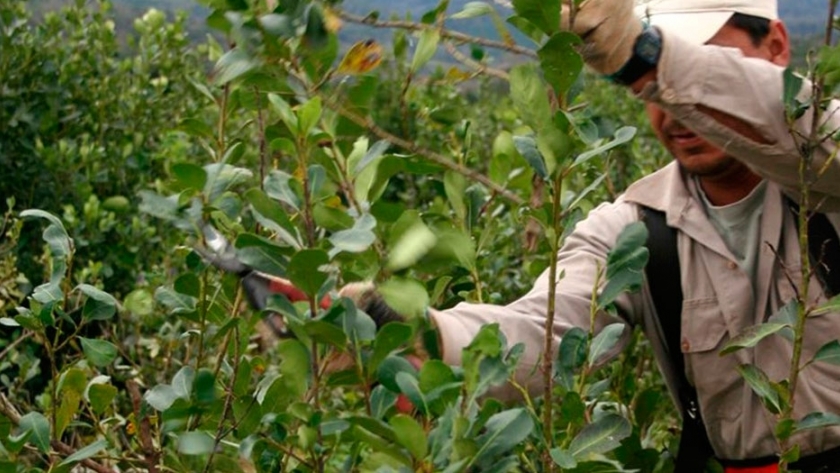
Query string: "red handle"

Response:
xmin=267 ymin=277 xmax=332 ymax=309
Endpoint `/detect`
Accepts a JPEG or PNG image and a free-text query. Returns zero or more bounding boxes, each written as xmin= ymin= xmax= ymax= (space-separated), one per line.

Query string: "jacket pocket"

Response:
xmin=681 ymin=297 xmax=728 ymax=353
xmin=680 ymin=297 xmax=742 ymax=423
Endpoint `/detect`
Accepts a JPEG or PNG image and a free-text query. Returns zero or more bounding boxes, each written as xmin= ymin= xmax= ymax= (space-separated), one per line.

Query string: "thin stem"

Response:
xmin=254 ymin=89 xmax=268 ymax=181
xmin=324 ymin=98 xmax=525 ymax=206
xmin=541 ymin=173 xmax=564 ymax=473
xmin=781 ymin=1 xmax=836 ymax=466
xmin=0 ymin=330 xmax=33 ymax=360
xmin=0 ymin=393 xmax=116 ymax=473
xmin=443 ymin=41 xmax=509 ymax=80
xmin=127 ymin=380 xmax=160 ymax=473
xmin=336 ymin=9 xmax=537 ymax=59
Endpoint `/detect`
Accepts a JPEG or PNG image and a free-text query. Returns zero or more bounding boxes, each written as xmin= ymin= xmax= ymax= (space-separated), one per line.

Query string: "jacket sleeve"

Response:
xmin=429 ymin=198 xmax=645 ymax=400
xmin=644 ymin=30 xmax=840 ymax=211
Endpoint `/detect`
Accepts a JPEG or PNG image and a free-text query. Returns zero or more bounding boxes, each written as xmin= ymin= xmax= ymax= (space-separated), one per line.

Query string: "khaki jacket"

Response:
xmin=430 ymin=30 xmax=840 ymax=460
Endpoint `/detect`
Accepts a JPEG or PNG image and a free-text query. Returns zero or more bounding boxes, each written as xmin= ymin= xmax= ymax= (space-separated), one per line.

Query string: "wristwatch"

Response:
xmin=609 ymin=24 xmax=662 ymax=86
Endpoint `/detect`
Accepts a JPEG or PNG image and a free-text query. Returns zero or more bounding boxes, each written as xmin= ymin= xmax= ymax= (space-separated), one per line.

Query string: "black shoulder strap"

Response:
xmin=641 ymin=207 xmax=714 ymax=472
xmin=642 ymin=202 xmax=840 ymax=469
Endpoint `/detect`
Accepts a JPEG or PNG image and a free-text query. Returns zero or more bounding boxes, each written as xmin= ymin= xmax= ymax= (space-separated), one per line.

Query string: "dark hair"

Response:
xmin=727 ymin=13 xmax=772 ymax=47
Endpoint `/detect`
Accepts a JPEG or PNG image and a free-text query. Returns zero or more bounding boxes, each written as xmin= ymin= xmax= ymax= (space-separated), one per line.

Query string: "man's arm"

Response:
xmin=633 ymin=30 xmax=840 ymax=210
xmin=430 ymin=198 xmax=644 ymax=400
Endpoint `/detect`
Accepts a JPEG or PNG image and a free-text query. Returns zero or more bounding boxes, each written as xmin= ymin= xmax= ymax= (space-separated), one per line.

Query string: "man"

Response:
xmin=254 ymin=0 xmax=840 ymax=469
xmin=420 ymin=0 xmax=840 ymax=469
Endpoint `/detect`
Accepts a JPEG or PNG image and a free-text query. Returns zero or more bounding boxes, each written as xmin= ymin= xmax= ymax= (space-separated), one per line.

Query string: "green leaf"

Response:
xmin=155 ymin=287 xmax=197 ymax=315
xmin=305 ymin=320 xmax=348 ymax=348
xmin=87 ymin=383 xmax=118 ymax=415
xmin=569 ymin=413 xmax=632 ymax=459
xmin=245 ymin=188 xmax=300 ymax=248
xmin=56 ymin=369 xmax=85 ymax=437
xmin=387 ymin=221 xmax=438 ymax=271
xmin=509 ymin=64 xmax=552 ymax=132
xmin=775 ymin=418 xmax=796 ymax=442
xmin=513 ymin=135 xmax=547 ymax=180
xmin=278 ymin=338 xmax=311 ymax=382
xmin=194 ymin=369 xmax=216 ymax=405
xmin=550 ymin=447 xmax=577 ymax=468
xmin=444 ymin=170 xmax=468 ymax=221
xmin=783 ymin=67 xmax=804 ymax=119
xmin=235 ymin=234 xmax=294 ymax=275
xmin=395 ymin=371 xmax=427 ymax=413
xmin=599 ymin=222 xmax=649 ymax=307
xmin=555 ymin=327 xmax=587 ymax=389
xmin=268 ymin=93 xmax=298 ymax=133
xmin=18 ymin=412 xmax=50 ymax=453
xmin=539 ymin=32 xmax=583 ymax=97
xmin=737 ymin=364 xmax=782 ymax=415
xmin=178 ymin=118 xmax=214 ymax=139
xmin=259 ymin=13 xmax=293 ymax=37
xmin=720 ymin=323 xmax=789 ymax=356
xmin=354 ymin=140 xmax=391 ymax=175
xmin=145 ymin=384 xmax=178 ymax=411
xmin=371 ymin=323 xmax=414 ymax=373
xmin=171 ymin=366 xmax=196 ymax=400
xmin=123 ymin=289 xmax=153 ymax=317
xmin=430 ymin=228 xmax=476 ymax=270
xmin=796 ymin=411 xmax=840 ymax=432
xmin=472 ymin=408 xmax=534 ymax=465
xmin=378 ymin=277 xmax=429 ymax=320
xmin=171 ymin=162 xmax=207 ymax=192
xmin=178 ymin=431 xmax=215 ymax=455
xmin=813 ymin=294 xmax=840 ymax=316
xmin=507 ymin=15 xmax=543 ymax=44
xmin=297 ymin=96 xmax=322 ymax=136
xmin=204 ymin=162 xmax=252 ymax=201
xmin=812 ymin=339 xmax=840 ymax=367
xmin=79 ymin=337 xmax=118 ymax=367
xmin=22 ymin=209 xmax=72 ymax=257
xmin=768 ymin=299 xmax=798 ymax=342
xmin=264 ymin=170 xmax=301 ymax=211
xmin=389 ymin=414 xmax=428 ymax=459
xmin=451 ymin=2 xmax=493 ymax=19
xmin=287 ymin=249 xmax=330 ymax=298
xmin=411 ymin=29 xmax=440 ymax=72
xmin=377 ymin=355 xmax=417 ymax=393
xmin=78 ymin=284 xmax=117 ymax=321
xmin=419 ymin=360 xmax=457 ymax=393
xmin=588 ymin=323 xmax=625 ymax=366
xmin=329 ymin=213 xmax=377 ymax=257
xmin=573 ymin=127 xmax=637 ymax=167
xmin=511 ymin=0 xmax=559 ymax=35
xmin=59 ymin=439 xmax=108 ymax=466
xmin=213 ymin=48 xmax=257 ymax=85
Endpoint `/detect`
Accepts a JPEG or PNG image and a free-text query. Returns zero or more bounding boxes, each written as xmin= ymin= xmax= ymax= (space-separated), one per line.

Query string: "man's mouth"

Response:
xmin=669 ymin=130 xmax=704 ymax=148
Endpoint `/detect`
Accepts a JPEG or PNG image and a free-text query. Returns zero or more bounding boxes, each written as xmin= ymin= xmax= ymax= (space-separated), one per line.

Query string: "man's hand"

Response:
xmin=338 ymin=282 xmax=406 ymax=329
xmin=561 ymin=0 xmax=642 ymax=75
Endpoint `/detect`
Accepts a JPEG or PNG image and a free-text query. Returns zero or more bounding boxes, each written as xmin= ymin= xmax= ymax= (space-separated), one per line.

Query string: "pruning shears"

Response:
xmin=193 ymin=225 xmax=331 ymax=338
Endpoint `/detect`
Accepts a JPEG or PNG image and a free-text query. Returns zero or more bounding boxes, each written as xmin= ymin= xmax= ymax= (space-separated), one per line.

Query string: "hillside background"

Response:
xmin=35 ymin=0 xmax=830 ymax=44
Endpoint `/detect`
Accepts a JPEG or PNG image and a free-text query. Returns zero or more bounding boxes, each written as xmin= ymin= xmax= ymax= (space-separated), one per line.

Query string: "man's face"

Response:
xmin=646 ymin=21 xmax=780 ymax=177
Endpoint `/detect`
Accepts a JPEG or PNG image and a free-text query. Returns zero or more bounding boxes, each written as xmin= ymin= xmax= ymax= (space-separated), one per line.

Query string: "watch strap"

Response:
xmin=609 ymin=25 xmax=661 ymax=86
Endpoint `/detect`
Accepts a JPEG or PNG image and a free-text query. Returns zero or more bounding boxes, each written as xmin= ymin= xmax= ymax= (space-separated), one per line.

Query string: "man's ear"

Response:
xmin=765 ymin=20 xmax=791 ymax=67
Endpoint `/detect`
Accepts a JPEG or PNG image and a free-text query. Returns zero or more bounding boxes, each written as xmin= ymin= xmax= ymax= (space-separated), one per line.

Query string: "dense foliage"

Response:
xmin=1 ymin=0 xmax=838 ymax=472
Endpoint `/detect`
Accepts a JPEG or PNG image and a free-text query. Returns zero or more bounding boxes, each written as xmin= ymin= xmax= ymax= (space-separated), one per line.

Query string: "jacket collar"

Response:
xmin=623 ymin=162 xmax=785 ymax=265
xmin=623 ymin=161 xmax=736 ymax=259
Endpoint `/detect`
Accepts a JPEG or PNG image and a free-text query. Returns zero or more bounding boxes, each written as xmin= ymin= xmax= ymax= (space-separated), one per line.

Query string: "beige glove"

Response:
xmin=561 ymin=0 xmax=643 ymax=75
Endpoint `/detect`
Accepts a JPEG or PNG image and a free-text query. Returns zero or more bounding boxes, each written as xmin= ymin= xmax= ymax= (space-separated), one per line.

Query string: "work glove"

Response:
xmin=561 ymin=0 xmax=642 ymax=75
xmin=338 ymin=281 xmax=406 ymax=328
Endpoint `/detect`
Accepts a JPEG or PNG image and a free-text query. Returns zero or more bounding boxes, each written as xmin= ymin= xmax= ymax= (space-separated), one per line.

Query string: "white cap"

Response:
xmin=635 ymin=0 xmax=778 ymax=44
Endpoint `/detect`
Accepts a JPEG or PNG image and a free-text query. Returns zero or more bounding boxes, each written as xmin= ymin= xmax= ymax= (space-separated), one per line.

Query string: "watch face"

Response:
xmin=636 ymin=30 xmax=662 ymax=64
